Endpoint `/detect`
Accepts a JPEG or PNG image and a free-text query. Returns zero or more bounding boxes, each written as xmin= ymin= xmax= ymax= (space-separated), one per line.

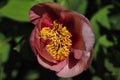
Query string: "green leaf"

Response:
xmin=0 ymin=0 xmax=53 ymax=22
xmin=90 ymin=5 xmax=113 ymax=40
xmin=105 ymin=59 xmax=120 ymax=80
xmin=99 ymin=35 xmax=114 ymax=47
xmin=93 ymin=42 xmax=100 ymax=60
xmin=109 ymin=13 xmax=120 ymax=30
xmin=92 ymin=76 xmax=102 ymax=80
xmin=93 ymin=35 xmax=114 ymax=60
xmin=105 ymin=59 xmax=114 ymax=72
xmin=13 ymin=36 xmax=24 ymax=52
xmin=76 ymin=0 xmax=87 ymax=14
xmin=25 ymin=70 xmax=39 ymax=80
xmin=11 ymin=69 xmax=18 ymax=78
xmin=0 ymin=67 xmax=6 ymax=80
xmin=58 ymin=0 xmax=87 ymax=14
xmin=14 ymin=36 xmax=23 ymax=43
xmin=59 ymin=78 xmax=73 ymax=80
xmin=35 ymin=0 xmax=53 ymax=2
xmin=13 ymin=44 xmax=21 ymax=52
xmin=89 ymin=66 xmax=95 ymax=74
xmin=114 ymin=68 xmax=120 ymax=80
xmin=0 ymin=33 xmax=11 ymax=63
xmin=90 ymin=18 xmax=100 ymax=40
xmin=93 ymin=5 xmax=113 ymax=29
xmin=95 ymin=0 xmax=101 ymax=7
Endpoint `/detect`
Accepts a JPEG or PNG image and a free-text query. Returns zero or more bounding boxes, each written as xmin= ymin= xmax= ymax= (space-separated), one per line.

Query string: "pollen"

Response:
xmin=40 ymin=20 xmax=72 ymax=61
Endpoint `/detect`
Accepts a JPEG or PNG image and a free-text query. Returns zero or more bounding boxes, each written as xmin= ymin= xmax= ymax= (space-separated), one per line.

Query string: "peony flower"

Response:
xmin=29 ymin=2 xmax=94 ymax=78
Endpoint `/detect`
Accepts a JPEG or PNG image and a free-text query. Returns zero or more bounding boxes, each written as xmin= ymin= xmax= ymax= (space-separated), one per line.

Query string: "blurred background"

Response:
xmin=0 ymin=0 xmax=120 ymax=80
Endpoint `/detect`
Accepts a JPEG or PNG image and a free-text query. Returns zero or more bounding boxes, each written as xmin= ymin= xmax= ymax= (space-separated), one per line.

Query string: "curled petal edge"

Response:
xmin=37 ymin=55 xmax=68 ymax=72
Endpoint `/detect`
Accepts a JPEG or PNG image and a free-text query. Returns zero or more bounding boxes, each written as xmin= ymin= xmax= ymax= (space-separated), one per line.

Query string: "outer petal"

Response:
xmin=56 ymin=50 xmax=92 ymax=78
xmin=37 ymin=55 xmax=53 ymax=69
xmin=37 ymin=55 xmax=68 ymax=72
xmin=81 ymin=19 xmax=94 ymax=51
xmin=29 ymin=10 xmax=40 ymax=25
xmin=29 ymin=2 xmax=66 ymax=25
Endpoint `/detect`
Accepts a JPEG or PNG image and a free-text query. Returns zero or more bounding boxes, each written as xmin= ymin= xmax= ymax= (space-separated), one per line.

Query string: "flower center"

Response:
xmin=40 ymin=20 xmax=72 ymax=61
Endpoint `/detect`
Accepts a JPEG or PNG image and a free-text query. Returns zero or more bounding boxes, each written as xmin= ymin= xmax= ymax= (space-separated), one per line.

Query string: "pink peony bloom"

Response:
xmin=29 ymin=2 xmax=94 ymax=78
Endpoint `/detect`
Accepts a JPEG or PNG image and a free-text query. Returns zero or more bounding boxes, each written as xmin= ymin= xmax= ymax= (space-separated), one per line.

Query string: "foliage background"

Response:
xmin=0 ymin=0 xmax=120 ymax=80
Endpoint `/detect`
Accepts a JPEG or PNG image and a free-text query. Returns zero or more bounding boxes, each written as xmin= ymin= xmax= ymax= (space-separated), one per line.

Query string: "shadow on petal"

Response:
xmin=68 ymin=53 xmax=78 ymax=69
xmin=56 ymin=51 xmax=92 ymax=78
xmin=60 ymin=11 xmax=86 ymax=50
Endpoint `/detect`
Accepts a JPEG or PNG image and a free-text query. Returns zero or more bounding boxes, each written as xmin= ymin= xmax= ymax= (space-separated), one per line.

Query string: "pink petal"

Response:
xmin=86 ymin=49 xmax=93 ymax=67
xmin=60 ymin=11 xmax=86 ymax=50
xmin=29 ymin=10 xmax=40 ymax=25
xmin=50 ymin=58 xmax=68 ymax=72
xmin=30 ymin=26 xmax=38 ymax=55
xmin=37 ymin=54 xmax=54 ymax=69
xmin=56 ymin=51 xmax=92 ymax=78
xmin=60 ymin=11 xmax=94 ymax=51
xmin=39 ymin=13 xmax=53 ymax=30
xmin=81 ymin=18 xmax=94 ymax=51
xmin=29 ymin=2 xmax=66 ymax=25
xmin=71 ymin=48 xmax=83 ymax=60
xmin=37 ymin=55 xmax=68 ymax=72
xmin=30 ymin=26 xmax=57 ymax=63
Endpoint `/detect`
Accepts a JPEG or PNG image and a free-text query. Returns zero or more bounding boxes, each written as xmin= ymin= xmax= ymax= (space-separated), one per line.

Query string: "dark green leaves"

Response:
xmin=0 ymin=33 xmax=11 ymax=63
xmin=90 ymin=5 xmax=113 ymax=40
xmin=109 ymin=13 xmax=120 ymax=30
xmin=99 ymin=35 xmax=114 ymax=47
xmin=58 ymin=0 xmax=87 ymax=14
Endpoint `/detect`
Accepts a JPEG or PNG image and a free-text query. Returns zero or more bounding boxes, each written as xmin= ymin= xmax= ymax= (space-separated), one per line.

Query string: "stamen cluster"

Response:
xmin=40 ymin=21 xmax=72 ymax=61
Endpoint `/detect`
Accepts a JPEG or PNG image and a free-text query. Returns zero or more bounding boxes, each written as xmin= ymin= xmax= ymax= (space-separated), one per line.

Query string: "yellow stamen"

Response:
xmin=40 ymin=20 xmax=72 ymax=61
